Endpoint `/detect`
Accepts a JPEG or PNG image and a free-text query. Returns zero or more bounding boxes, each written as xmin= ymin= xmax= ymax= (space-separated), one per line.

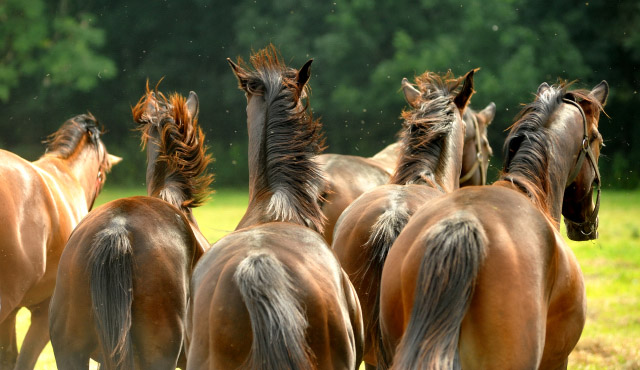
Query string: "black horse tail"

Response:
xmin=234 ymin=251 xmax=313 ymax=370
xmin=390 ymin=211 xmax=487 ymax=370
xmin=87 ymin=223 xmax=134 ymax=370
xmin=358 ymin=206 xmax=411 ymax=361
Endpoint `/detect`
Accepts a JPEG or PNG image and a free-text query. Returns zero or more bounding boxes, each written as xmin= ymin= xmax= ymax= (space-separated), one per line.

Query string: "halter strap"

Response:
xmin=562 ymin=97 xmax=601 ymax=238
xmin=459 ymin=112 xmax=486 ymax=185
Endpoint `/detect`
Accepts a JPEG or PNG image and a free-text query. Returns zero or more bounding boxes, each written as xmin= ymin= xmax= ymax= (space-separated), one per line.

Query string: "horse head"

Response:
xmin=227 ymin=45 xmax=327 ymax=232
xmin=392 ymin=69 xmax=476 ymax=192
xmin=561 ymin=81 xmax=608 ymax=240
xmin=460 ymin=102 xmax=496 ymax=186
xmin=45 ymin=113 xmax=121 ymax=209
xmin=132 ymin=83 xmax=212 ymax=211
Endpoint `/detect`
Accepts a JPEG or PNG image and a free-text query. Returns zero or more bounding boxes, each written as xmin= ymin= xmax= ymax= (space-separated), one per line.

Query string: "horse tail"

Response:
xmin=359 ymin=206 xmax=412 ymax=358
xmin=87 ymin=223 xmax=134 ymax=370
xmin=390 ymin=211 xmax=487 ymax=370
xmin=234 ymin=251 xmax=313 ymax=370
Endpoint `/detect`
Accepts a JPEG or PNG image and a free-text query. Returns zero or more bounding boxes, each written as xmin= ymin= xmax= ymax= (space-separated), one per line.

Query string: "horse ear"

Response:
xmin=454 ymin=68 xmax=477 ymax=111
xmin=402 ymin=78 xmax=421 ymax=108
xmin=108 ymin=154 xmax=123 ymax=166
xmin=227 ymin=58 xmax=249 ymax=90
xmin=478 ymin=102 xmax=496 ymax=125
xmin=146 ymin=92 xmax=159 ymax=115
xmin=537 ymin=82 xmax=550 ymax=96
xmin=297 ymin=59 xmax=313 ymax=91
xmin=590 ymin=80 xmax=609 ymax=106
xmin=186 ymin=91 xmax=199 ymax=119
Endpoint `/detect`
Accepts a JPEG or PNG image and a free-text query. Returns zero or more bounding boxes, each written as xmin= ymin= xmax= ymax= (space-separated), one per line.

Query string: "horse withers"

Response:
xmin=49 ymin=88 xmax=213 ymax=369
xmin=0 ymin=114 xmax=119 ymax=370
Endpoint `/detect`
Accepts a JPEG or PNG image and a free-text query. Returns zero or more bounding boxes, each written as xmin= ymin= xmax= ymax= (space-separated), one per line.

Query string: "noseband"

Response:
xmin=562 ymin=98 xmax=601 ymax=238
xmin=459 ymin=113 xmax=486 ymax=185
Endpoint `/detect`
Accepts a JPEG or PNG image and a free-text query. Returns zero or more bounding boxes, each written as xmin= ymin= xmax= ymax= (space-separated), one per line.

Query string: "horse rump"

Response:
xmin=386 ymin=211 xmax=487 ymax=370
xmin=233 ymin=250 xmax=314 ymax=370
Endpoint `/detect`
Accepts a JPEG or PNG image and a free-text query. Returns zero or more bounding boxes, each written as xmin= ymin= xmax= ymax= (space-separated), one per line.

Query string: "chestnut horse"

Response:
xmin=319 ymin=100 xmax=494 ymax=244
xmin=49 ymin=88 xmax=213 ymax=369
xmin=331 ymin=70 xmax=476 ymax=369
xmin=186 ymin=46 xmax=363 ymax=370
xmin=379 ymin=80 xmax=608 ymax=369
xmin=0 ymin=114 xmax=119 ymax=370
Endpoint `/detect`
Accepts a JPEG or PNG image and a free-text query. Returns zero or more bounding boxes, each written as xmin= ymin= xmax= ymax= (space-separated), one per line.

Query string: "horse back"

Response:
xmin=188 ymin=222 xmax=363 ymax=370
xmin=318 ymin=153 xmax=391 ymax=243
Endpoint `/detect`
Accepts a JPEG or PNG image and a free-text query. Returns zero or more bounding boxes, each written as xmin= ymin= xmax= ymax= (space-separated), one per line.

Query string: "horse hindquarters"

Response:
xmin=381 ymin=212 xmax=487 ymax=370
xmin=234 ymin=251 xmax=313 ymax=370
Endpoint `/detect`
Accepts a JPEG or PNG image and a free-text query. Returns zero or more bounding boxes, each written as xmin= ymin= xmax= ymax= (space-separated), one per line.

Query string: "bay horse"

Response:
xmin=0 ymin=114 xmax=120 ymax=370
xmin=379 ymin=80 xmax=608 ymax=369
xmin=49 ymin=87 xmax=213 ymax=369
xmin=331 ymin=69 xmax=476 ymax=369
xmin=459 ymin=103 xmax=495 ymax=186
xmin=318 ymin=100 xmax=495 ymax=244
xmin=186 ymin=45 xmax=363 ymax=370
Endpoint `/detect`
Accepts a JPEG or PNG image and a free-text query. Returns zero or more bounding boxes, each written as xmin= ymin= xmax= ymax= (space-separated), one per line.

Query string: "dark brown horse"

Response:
xmin=0 ymin=114 xmax=119 ymax=370
xmin=49 ymin=87 xmax=213 ymax=369
xmin=331 ymin=70 xmax=476 ymax=369
xmin=318 ymin=99 xmax=494 ymax=244
xmin=186 ymin=46 xmax=363 ymax=370
xmin=379 ymin=80 xmax=608 ymax=369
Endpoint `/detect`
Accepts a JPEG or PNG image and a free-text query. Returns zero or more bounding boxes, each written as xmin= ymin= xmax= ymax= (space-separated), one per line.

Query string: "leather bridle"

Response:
xmin=459 ymin=113 xmax=487 ymax=185
xmin=562 ymin=97 xmax=601 ymax=238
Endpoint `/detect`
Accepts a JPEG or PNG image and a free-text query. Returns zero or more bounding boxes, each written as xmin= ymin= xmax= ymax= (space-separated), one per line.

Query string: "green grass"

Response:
xmin=16 ymin=188 xmax=640 ymax=369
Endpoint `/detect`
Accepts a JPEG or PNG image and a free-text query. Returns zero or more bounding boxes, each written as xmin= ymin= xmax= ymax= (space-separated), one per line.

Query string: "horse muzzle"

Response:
xmin=564 ymin=215 xmax=598 ymax=241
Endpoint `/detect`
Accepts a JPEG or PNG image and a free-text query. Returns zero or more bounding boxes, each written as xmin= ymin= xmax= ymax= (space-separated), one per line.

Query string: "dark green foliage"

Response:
xmin=1 ymin=0 xmax=637 ymax=188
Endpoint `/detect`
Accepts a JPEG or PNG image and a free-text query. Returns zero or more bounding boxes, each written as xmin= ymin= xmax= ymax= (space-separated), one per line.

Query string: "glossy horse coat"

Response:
xmin=0 ymin=114 xmax=119 ymax=370
xmin=331 ymin=70 xmax=476 ymax=368
xmin=49 ymin=88 xmax=212 ymax=369
xmin=379 ymin=81 xmax=608 ymax=369
xmin=187 ymin=46 xmax=363 ymax=370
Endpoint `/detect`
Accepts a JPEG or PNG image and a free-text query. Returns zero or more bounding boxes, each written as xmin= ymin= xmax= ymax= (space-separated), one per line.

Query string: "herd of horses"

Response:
xmin=0 ymin=44 xmax=608 ymax=369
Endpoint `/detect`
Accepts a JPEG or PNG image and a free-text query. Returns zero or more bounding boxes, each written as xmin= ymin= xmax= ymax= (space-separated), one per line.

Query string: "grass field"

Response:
xmin=15 ymin=187 xmax=640 ymax=369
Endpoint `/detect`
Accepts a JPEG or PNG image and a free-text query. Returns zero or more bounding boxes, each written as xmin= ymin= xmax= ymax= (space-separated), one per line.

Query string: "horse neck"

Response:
xmin=36 ymin=143 xmax=101 ymax=210
xmin=145 ymin=130 xmax=163 ymax=197
xmin=497 ymin=105 xmax=580 ymax=225
xmin=238 ymin=93 xmax=325 ymax=232
xmin=392 ymin=112 xmax=464 ymax=193
xmin=440 ymin=116 xmax=465 ymax=191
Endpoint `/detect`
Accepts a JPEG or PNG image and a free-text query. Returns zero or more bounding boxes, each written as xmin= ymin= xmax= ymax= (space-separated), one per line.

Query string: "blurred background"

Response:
xmin=1 ymin=0 xmax=638 ymax=189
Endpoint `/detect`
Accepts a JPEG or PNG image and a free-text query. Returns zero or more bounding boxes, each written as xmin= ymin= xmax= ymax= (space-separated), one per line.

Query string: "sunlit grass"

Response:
xmin=16 ymin=188 xmax=640 ymax=369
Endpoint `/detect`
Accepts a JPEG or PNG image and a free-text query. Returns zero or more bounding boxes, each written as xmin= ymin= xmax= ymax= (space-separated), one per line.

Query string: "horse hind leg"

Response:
xmin=0 ymin=309 xmax=18 ymax=370
xmin=15 ymin=298 xmax=51 ymax=370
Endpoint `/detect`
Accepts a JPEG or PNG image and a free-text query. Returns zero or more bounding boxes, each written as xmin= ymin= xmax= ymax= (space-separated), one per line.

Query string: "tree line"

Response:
xmin=1 ymin=0 xmax=638 ymax=188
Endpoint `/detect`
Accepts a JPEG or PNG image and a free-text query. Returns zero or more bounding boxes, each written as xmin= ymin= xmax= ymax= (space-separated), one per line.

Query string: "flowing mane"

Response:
xmin=132 ymin=87 xmax=213 ymax=210
xmin=500 ymin=81 xmax=603 ymax=220
xmin=45 ymin=113 xmax=101 ymax=158
xmin=390 ymin=71 xmax=466 ymax=188
xmin=235 ymin=46 xmax=327 ymax=232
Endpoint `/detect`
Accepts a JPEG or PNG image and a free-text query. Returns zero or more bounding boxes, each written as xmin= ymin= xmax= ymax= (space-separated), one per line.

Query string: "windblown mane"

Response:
xmin=390 ymin=71 xmax=465 ymax=189
xmin=236 ymin=46 xmax=327 ymax=232
xmin=132 ymin=87 xmax=213 ymax=210
xmin=500 ymin=82 xmax=602 ymax=219
xmin=45 ymin=113 xmax=101 ymax=158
